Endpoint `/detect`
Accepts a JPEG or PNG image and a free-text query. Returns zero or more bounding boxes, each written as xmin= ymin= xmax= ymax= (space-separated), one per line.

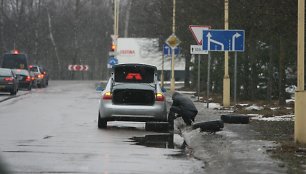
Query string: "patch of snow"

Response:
xmin=247 ymin=114 xmax=262 ymax=117
xmin=238 ymin=104 xmax=249 ymax=106
xmin=207 ymin=103 xmax=222 ymax=109
xmin=251 ymin=115 xmax=294 ymax=121
xmin=270 ymin=107 xmax=279 ymax=110
xmin=173 ymin=134 xmax=185 ymax=147
xmin=245 ymin=105 xmax=264 ymax=111
xmin=286 ymin=85 xmax=296 ymax=94
xmin=286 ymin=99 xmax=295 ymax=103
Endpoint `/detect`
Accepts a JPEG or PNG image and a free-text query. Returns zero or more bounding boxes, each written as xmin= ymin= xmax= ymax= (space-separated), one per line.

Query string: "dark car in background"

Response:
xmin=0 ymin=68 xmax=18 ymax=95
xmin=1 ymin=50 xmax=29 ymax=70
xmin=29 ymin=65 xmax=48 ymax=88
xmin=12 ymin=69 xmax=32 ymax=90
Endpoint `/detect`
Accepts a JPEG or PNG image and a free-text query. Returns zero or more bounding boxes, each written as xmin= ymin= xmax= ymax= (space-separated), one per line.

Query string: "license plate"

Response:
xmin=18 ymin=76 xmax=23 ymax=80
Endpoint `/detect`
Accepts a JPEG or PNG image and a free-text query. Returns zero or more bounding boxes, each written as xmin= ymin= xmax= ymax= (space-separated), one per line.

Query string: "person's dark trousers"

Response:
xmin=169 ymin=106 xmax=194 ymax=126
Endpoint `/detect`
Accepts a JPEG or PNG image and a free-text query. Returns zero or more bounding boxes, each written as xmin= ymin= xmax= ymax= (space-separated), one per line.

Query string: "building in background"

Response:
xmin=116 ymin=38 xmax=185 ymax=81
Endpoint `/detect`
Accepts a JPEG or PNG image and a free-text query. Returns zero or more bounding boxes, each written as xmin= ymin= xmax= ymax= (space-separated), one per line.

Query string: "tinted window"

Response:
xmin=30 ymin=66 xmax=39 ymax=72
xmin=2 ymin=54 xmax=28 ymax=70
xmin=114 ymin=65 xmax=155 ymax=83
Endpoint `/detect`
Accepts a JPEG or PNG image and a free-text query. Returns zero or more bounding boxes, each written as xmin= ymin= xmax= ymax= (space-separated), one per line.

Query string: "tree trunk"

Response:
xmin=124 ymin=0 xmax=132 ymax=37
xmin=278 ymin=37 xmax=286 ymax=106
xmin=267 ymin=44 xmax=273 ymax=102
xmin=0 ymin=0 xmax=5 ymax=52
xmin=47 ymin=7 xmax=61 ymax=79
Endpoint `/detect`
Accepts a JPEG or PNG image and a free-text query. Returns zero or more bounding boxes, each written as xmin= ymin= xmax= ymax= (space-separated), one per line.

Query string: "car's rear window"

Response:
xmin=2 ymin=54 xmax=28 ymax=70
xmin=0 ymin=68 xmax=12 ymax=76
xmin=114 ymin=65 xmax=155 ymax=83
xmin=13 ymin=69 xmax=29 ymax=76
xmin=30 ymin=66 xmax=39 ymax=72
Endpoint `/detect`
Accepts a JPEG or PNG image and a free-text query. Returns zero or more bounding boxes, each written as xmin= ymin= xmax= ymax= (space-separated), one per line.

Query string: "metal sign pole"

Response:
xmin=161 ymin=50 xmax=165 ymax=88
xmin=234 ymin=51 xmax=237 ymax=105
xmin=197 ymin=54 xmax=201 ymax=101
xmin=207 ymin=52 xmax=211 ymax=108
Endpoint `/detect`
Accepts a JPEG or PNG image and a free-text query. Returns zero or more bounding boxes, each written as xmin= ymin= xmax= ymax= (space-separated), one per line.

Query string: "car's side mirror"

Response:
xmin=161 ymin=87 xmax=167 ymax=93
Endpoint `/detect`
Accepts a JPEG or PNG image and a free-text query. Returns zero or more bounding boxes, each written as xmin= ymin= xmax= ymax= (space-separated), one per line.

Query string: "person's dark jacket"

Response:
xmin=172 ymin=92 xmax=198 ymax=115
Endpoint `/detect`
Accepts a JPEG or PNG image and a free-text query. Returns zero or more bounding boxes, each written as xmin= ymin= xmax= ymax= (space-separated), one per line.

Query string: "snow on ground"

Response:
xmin=251 ymin=115 xmax=294 ymax=121
xmin=245 ymin=104 xmax=264 ymax=111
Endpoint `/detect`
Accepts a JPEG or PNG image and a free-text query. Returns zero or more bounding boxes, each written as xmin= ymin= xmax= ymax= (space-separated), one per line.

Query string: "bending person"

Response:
xmin=169 ymin=92 xmax=198 ymax=126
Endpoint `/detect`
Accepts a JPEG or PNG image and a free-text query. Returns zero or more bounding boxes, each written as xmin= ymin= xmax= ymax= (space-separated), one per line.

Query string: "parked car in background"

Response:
xmin=98 ymin=63 xmax=168 ymax=129
xmin=12 ymin=69 xmax=32 ymax=90
xmin=29 ymin=65 xmax=48 ymax=88
xmin=0 ymin=68 xmax=18 ymax=95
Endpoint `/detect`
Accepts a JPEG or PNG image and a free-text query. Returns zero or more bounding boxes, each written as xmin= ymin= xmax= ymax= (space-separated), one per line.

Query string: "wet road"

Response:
xmin=0 ymin=81 xmax=204 ymax=174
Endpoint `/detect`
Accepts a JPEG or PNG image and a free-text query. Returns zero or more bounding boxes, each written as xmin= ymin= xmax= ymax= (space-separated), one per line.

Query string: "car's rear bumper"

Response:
xmin=99 ymin=101 xmax=167 ymax=122
xmin=18 ymin=82 xmax=31 ymax=88
xmin=0 ymin=84 xmax=14 ymax=92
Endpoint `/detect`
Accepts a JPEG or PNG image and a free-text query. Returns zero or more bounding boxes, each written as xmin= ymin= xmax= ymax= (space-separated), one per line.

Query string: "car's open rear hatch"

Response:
xmin=113 ymin=64 xmax=156 ymax=83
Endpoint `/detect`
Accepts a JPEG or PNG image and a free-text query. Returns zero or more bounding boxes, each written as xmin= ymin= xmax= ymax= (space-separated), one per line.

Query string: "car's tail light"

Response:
xmin=26 ymin=76 xmax=31 ymax=82
xmin=102 ymin=92 xmax=112 ymax=100
xmin=31 ymin=77 xmax=35 ymax=80
xmin=4 ymin=77 xmax=13 ymax=82
xmin=38 ymin=74 xmax=44 ymax=79
xmin=155 ymin=93 xmax=165 ymax=101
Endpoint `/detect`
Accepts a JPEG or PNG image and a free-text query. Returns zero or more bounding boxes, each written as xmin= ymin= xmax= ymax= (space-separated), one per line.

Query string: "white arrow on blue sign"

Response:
xmin=202 ymin=30 xmax=245 ymax=52
xmin=108 ymin=56 xmax=118 ymax=66
xmin=163 ymin=44 xmax=180 ymax=56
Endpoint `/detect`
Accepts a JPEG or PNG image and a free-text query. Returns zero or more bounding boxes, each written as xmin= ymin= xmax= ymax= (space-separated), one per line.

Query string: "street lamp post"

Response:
xmin=223 ymin=0 xmax=231 ymax=107
xmin=170 ymin=0 xmax=176 ymax=93
xmin=295 ymin=0 xmax=306 ymax=144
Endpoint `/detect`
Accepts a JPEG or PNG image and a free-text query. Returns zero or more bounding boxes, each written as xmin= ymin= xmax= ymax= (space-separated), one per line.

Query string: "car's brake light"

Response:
xmin=26 ymin=76 xmax=31 ymax=82
xmin=4 ymin=77 xmax=13 ymax=82
xmin=12 ymin=49 xmax=19 ymax=54
xmin=126 ymin=73 xmax=142 ymax=80
xmin=102 ymin=92 xmax=112 ymax=100
xmin=155 ymin=93 xmax=165 ymax=101
xmin=38 ymin=74 xmax=44 ymax=79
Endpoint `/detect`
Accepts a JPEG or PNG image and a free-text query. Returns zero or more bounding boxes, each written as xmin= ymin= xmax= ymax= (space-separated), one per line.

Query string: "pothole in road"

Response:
xmin=129 ymin=134 xmax=175 ymax=149
xmin=128 ymin=133 xmax=191 ymax=159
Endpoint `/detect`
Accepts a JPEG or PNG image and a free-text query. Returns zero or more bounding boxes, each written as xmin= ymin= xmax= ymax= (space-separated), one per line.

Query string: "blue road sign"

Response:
xmin=202 ymin=30 xmax=245 ymax=52
xmin=108 ymin=56 xmax=118 ymax=66
xmin=163 ymin=44 xmax=180 ymax=56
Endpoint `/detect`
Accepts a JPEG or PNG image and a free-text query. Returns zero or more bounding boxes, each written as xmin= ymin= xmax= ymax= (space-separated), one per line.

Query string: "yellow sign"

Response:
xmin=166 ymin=34 xmax=181 ymax=48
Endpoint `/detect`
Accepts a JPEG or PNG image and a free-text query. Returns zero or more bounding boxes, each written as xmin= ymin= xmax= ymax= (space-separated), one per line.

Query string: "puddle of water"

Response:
xmin=129 ymin=134 xmax=175 ymax=149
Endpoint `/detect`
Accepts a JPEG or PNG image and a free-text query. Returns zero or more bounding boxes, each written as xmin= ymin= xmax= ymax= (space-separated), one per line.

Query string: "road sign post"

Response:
xmin=202 ymin=29 xmax=245 ymax=107
xmin=166 ymin=33 xmax=181 ymax=93
xmin=197 ymin=55 xmax=201 ymax=101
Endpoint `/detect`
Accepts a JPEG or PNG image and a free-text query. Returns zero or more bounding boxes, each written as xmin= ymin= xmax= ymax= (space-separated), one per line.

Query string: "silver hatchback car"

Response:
xmin=98 ymin=64 xmax=168 ymax=129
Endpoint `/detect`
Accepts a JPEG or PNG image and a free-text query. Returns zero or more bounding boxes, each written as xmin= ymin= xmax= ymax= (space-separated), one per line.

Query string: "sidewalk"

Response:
xmin=167 ymin=91 xmax=287 ymax=174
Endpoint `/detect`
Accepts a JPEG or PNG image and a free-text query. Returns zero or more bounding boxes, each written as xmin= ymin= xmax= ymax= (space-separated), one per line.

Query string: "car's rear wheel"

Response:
xmin=28 ymin=84 xmax=32 ymax=91
xmin=10 ymin=89 xmax=17 ymax=95
xmin=98 ymin=113 xmax=107 ymax=129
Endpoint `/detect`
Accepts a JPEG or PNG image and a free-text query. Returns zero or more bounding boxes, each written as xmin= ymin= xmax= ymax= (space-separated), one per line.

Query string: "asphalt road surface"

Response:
xmin=0 ymin=81 xmax=204 ymax=174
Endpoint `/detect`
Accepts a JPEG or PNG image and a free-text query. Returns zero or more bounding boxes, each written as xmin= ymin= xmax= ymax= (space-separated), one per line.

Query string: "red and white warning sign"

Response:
xmin=189 ymin=25 xmax=211 ymax=45
xmin=68 ymin=65 xmax=89 ymax=71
